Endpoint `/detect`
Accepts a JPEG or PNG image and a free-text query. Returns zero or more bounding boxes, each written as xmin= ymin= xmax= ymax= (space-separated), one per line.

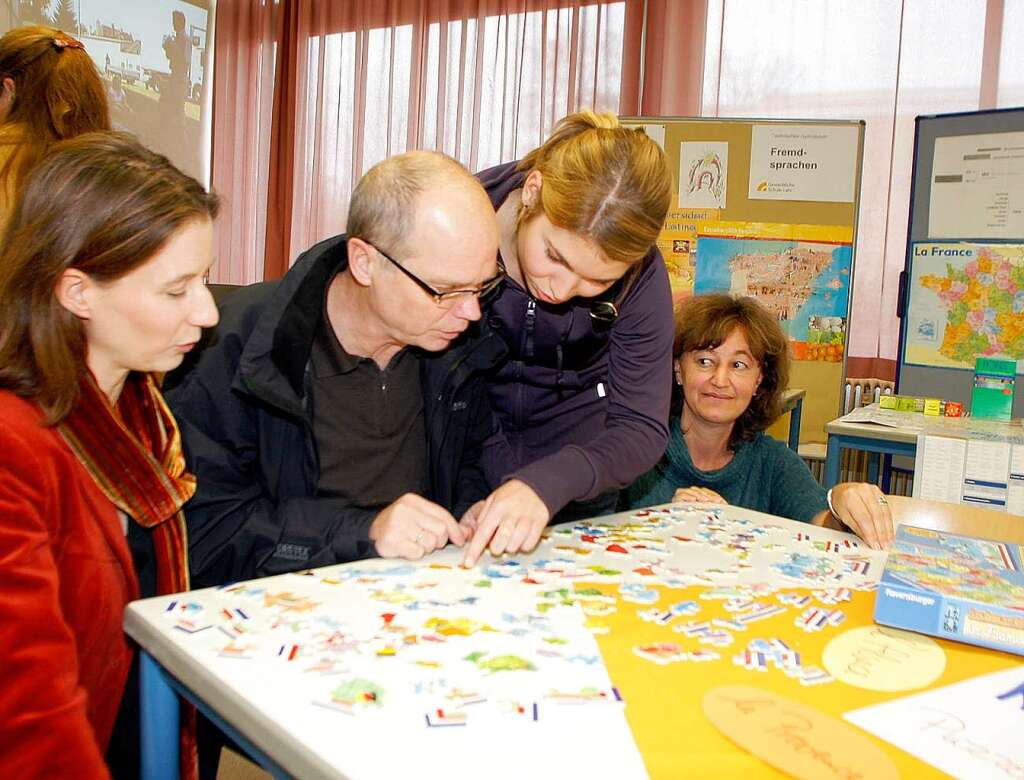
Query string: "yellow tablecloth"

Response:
xmin=592 ymin=584 xmax=1020 ymax=778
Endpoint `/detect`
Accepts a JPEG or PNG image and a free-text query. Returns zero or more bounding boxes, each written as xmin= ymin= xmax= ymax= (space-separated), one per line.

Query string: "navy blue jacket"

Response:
xmin=167 ymin=235 xmax=506 ymax=587
xmin=477 ymin=162 xmax=673 ymax=515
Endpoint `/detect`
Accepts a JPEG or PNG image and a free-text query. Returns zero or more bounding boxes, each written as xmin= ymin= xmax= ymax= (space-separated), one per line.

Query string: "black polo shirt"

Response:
xmin=310 ymin=308 xmax=428 ymax=509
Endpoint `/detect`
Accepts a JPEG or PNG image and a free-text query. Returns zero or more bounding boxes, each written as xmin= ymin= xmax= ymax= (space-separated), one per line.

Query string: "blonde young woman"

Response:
xmin=463 ymin=112 xmax=673 ymax=565
xmin=0 ymin=26 xmax=109 ymax=225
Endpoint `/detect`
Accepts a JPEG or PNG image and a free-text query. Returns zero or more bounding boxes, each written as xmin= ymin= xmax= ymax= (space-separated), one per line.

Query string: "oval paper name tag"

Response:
xmin=703 ymin=685 xmax=898 ymax=780
xmin=823 ymin=625 xmax=946 ymax=692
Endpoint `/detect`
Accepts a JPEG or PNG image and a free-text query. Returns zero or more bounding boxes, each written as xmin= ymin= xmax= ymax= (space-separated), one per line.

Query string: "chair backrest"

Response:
xmin=887 ymin=495 xmax=1024 ymax=543
xmin=207 ymin=283 xmax=241 ymax=306
xmin=162 ymin=283 xmax=244 ymax=393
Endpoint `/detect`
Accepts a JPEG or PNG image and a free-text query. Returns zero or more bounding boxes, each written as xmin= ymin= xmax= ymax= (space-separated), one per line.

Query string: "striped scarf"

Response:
xmin=58 ymin=370 xmax=197 ymax=780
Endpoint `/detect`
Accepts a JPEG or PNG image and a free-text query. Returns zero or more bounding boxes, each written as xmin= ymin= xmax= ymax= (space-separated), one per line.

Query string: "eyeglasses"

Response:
xmin=362 ymin=239 xmax=505 ymax=306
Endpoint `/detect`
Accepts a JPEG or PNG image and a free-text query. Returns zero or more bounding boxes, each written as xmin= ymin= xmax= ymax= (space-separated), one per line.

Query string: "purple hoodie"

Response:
xmin=477 ymin=162 xmax=673 ymax=515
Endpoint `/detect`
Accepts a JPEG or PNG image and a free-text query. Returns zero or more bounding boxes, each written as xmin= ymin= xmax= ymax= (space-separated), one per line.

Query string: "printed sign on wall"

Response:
xmin=748 ymin=124 xmax=859 ymax=203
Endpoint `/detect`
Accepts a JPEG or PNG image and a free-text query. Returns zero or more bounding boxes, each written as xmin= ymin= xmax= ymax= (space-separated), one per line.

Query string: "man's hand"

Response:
xmin=369 ymin=493 xmax=466 ymax=559
xmin=671 ymin=486 xmax=727 ymax=505
xmin=824 ymin=482 xmax=894 ymax=550
xmin=461 ymin=480 xmax=549 ymax=567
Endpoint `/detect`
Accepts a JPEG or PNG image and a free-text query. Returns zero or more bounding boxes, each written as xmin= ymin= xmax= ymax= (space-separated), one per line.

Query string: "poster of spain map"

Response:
xmin=905 ymin=242 xmax=1024 ymax=372
xmin=694 ymin=222 xmax=853 ymax=362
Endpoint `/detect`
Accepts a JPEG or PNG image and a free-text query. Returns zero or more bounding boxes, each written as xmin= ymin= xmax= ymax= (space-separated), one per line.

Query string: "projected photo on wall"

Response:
xmin=6 ymin=0 xmax=213 ymax=184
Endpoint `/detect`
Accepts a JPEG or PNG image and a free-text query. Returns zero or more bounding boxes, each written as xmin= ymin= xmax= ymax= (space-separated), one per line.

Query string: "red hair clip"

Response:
xmin=52 ymin=34 xmax=85 ymax=51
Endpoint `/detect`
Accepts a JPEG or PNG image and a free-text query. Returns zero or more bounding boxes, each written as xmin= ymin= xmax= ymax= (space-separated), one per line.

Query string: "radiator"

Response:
xmin=799 ymin=377 xmax=913 ymax=496
xmin=842 ymin=378 xmax=894 ymax=414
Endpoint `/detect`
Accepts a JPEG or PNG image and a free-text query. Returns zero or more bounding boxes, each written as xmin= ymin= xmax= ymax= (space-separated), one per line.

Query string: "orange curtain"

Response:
xmin=209 ymin=0 xmax=279 ymax=285
xmin=619 ymin=0 xmax=707 ymax=117
xmin=210 ymin=0 xmax=645 ymax=285
xmin=209 ymin=0 xmax=1023 ymax=382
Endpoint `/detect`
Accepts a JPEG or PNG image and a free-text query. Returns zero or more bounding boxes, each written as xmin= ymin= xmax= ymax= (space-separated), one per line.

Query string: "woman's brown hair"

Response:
xmin=517 ymin=111 xmax=671 ymax=267
xmin=0 ymin=26 xmax=110 ymax=198
xmin=0 ymin=132 xmax=219 ymax=423
xmin=674 ymin=293 xmax=791 ymax=447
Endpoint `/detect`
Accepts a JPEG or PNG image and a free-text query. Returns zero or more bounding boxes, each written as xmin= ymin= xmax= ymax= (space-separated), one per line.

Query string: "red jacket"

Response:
xmin=0 ymin=391 xmax=138 ymax=778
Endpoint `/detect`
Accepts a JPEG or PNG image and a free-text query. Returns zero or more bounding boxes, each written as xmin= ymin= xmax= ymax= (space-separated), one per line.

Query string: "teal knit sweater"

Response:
xmin=623 ymin=422 xmax=827 ymax=523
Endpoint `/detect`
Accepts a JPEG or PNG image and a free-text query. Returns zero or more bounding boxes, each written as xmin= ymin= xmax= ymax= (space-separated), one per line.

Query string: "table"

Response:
xmin=823 ymin=417 xmax=918 ymax=490
xmin=780 ymin=388 xmax=805 ymax=452
xmin=887 ymin=494 xmax=1024 ymax=543
xmin=126 ymin=504 xmax=1021 ymax=780
xmin=823 ymin=408 xmax=1024 ymax=492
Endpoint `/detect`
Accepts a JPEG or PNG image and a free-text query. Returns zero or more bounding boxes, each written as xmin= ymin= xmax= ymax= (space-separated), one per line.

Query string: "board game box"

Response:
xmin=874 ymin=525 xmax=1024 ymax=656
xmin=971 ymin=356 xmax=1015 ymax=420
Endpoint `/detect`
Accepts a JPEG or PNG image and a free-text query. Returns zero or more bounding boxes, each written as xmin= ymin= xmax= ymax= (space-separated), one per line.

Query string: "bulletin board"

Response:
xmin=895 ymin=107 xmax=1024 ymax=418
xmin=621 ymin=117 xmax=866 ymax=445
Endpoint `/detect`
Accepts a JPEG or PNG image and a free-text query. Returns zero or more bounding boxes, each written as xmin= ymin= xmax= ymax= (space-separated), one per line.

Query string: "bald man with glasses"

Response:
xmin=167 ymin=151 xmax=508 ymax=587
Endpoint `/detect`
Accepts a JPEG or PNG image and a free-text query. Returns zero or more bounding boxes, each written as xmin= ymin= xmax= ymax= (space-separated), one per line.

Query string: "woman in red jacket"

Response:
xmin=0 ymin=133 xmax=218 ymax=778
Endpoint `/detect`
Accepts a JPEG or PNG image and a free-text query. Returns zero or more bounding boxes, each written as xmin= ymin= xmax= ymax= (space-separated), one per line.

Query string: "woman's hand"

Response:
xmin=671 ymin=486 xmax=728 ymax=505
xmin=461 ymin=480 xmax=550 ymax=567
xmin=457 ymin=501 xmax=485 ymax=544
xmin=826 ymin=482 xmax=895 ymax=550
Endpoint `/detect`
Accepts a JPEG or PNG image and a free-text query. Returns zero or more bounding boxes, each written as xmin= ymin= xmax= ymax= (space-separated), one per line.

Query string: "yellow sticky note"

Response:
xmin=879 ymin=396 xmax=898 ymax=410
xmin=923 ymin=398 xmax=941 ymax=416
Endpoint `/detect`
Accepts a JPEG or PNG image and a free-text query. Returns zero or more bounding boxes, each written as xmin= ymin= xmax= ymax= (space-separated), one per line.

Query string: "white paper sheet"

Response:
xmin=680 ymin=141 xmax=728 ymax=208
xmin=929 ymin=131 xmax=1024 ymax=239
xmin=844 ymin=667 xmax=1024 ymax=780
xmin=962 ymin=439 xmax=1011 ymax=510
xmin=1008 ymin=445 xmax=1024 ymax=516
xmin=748 ymin=124 xmax=858 ymax=202
xmin=636 ymin=123 xmax=665 ymax=150
xmin=914 ymin=435 xmax=967 ymax=504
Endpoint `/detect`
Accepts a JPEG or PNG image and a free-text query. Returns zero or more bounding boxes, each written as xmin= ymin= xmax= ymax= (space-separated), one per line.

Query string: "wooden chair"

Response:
xmin=886 ymin=495 xmax=1024 ymax=543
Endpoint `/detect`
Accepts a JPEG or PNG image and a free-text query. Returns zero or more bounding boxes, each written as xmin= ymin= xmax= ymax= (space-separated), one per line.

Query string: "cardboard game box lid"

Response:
xmin=875 ymin=525 xmax=1024 ymax=656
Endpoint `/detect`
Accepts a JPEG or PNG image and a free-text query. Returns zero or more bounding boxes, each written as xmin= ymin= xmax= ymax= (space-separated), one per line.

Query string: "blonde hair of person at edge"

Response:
xmin=624 ymin=293 xmax=894 ymax=550
xmin=462 ymin=111 xmax=674 ymax=566
xmin=0 ymin=25 xmax=110 ymax=227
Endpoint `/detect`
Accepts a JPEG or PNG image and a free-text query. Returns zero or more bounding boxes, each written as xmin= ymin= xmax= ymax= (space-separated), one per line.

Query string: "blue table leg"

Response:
xmin=138 ymin=652 xmax=292 ymax=779
xmin=824 ymin=435 xmax=841 ymax=489
xmin=823 ymin=434 xmax=917 ymax=492
xmin=788 ymin=399 xmax=803 ymax=452
xmin=140 ymin=651 xmax=179 ymax=780
xmin=867 ymin=452 xmax=880 ymax=484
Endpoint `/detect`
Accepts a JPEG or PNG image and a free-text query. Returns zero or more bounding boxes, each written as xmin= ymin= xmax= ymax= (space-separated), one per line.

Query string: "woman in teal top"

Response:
xmin=625 ymin=294 xmax=894 ymax=549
